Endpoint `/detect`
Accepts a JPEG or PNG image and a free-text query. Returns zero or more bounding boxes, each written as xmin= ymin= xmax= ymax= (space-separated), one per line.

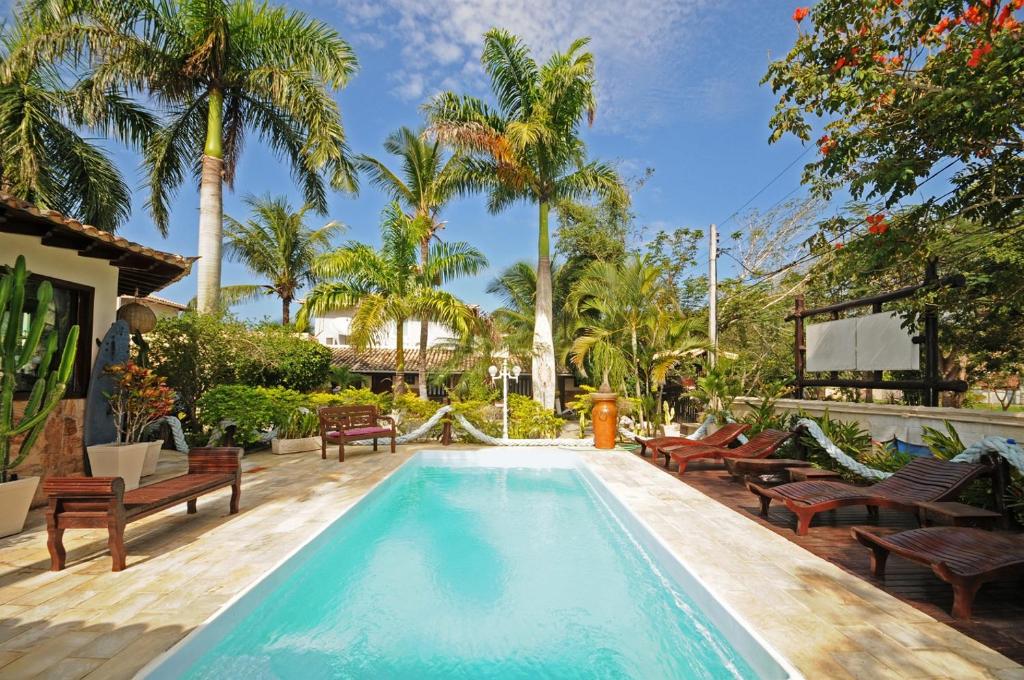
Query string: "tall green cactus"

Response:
xmin=1 ymin=256 xmax=80 ymax=483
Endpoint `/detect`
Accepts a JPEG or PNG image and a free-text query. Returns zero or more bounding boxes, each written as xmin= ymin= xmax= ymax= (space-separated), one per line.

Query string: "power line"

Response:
xmin=714 ymin=145 xmax=813 ymax=229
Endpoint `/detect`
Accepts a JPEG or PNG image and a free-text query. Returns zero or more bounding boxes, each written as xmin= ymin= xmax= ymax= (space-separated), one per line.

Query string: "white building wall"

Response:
xmin=312 ymin=310 xmax=457 ymax=349
xmin=2 ymin=232 xmax=119 ymax=364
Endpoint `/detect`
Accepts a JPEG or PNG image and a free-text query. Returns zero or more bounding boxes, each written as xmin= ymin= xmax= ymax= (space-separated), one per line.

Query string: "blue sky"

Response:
xmin=7 ymin=0 xmax=815 ymax=320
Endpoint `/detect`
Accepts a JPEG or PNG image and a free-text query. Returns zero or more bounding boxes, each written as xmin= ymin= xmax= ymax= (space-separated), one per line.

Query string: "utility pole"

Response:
xmin=708 ymin=223 xmax=718 ymax=368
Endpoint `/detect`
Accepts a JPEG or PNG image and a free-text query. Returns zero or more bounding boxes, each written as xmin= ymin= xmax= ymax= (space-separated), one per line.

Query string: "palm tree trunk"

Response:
xmin=532 ymin=200 xmax=557 ymax=411
xmin=394 ymin=317 xmax=407 ymax=395
xmin=196 ymin=88 xmax=224 ymax=314
xmin=418 ymin=237 xmax=429 ymax=399
xmin=282 ymin=295 xmax=290 ymax=326
xmin=631 ymin=326 xmax=645 ymax=433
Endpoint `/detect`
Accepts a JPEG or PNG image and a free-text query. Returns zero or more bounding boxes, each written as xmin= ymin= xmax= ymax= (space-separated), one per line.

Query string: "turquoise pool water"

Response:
xmin=171 ymin=458 xmax=767 ymax=679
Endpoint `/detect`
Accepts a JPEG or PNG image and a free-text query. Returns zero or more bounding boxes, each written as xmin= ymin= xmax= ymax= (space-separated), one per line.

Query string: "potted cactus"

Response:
xmin=0 ymin=256 xmax=80 ymax=537
xmin=659 ymin=402 xmax=680 ymax=437
xmin=87 ymin=361 xmax=174 ymax=488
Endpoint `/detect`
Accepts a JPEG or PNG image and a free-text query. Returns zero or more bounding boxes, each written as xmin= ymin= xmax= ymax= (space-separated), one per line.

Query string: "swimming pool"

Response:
xmin=145 ymin=451 xmax=796 ymax=679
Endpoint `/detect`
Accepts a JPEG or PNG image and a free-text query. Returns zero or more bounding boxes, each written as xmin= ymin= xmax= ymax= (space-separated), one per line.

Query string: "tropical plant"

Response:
xmin=568 ymin=254 xmax=704 ymax=429
xmin=279 ymin=408 xmax=319 ymax=439
xmin=0 ymin=20 xmax=155 ymax=230
xmin=327 ymin=365 xmax=368 ymax=391
xmin=0 ymin=256 xmax=80 ymax=483
xmin=103 ymin=361 xmax=175 ymax=444
xmin=507 ymin=393 xmax=564 ymax=439
xmin=220 ymin=194 xmax=344 ymax=324
xmin=921 ymin=421 xmax=966 ymax=460
xmin=740 ymin=380 xmax=792 ymax=434
xmin=297 ymin=202 xmax=486 ymax=394
xmin=798 ymin=411 xmax=872 ymax=471
xmin=694 ymin=362 xmax=742 ymax=423
xmin=357 ymin=126 xmax=461 ymax=398
xmin=20 ymin=0 xmax=359 ymax=312
xmin=426 ymin=28 xmax=625 ymax=410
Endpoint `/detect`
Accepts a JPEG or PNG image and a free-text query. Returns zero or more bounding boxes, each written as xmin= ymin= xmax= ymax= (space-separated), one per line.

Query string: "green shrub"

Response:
xmin=859 ymin=442 xmax=912 ymax=474
xmin=197 ymin=384 xmax=306 ymax=446
xmin=451 ymin=399 xmax=502 ymax=438
xmin=508 ymin=394 xmax=564 ymax=439
xmin=307 ymin=388 xmax=389 ymax=411
xmin=149 ymin=313 xmax=243 ymax=430
xmin=236 ymin=325 xmax=332 ymax=392
xmin=740 ymin=381 xmax=791 ymax=434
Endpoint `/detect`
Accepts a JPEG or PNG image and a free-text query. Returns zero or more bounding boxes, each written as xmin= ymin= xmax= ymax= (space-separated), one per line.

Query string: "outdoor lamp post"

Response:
xmin=488 ymin=351 xmax=521 ymax=440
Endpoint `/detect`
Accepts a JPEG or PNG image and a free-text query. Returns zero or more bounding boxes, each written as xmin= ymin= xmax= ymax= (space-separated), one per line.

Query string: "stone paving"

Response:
xmin=0 ymin=444 xmax=1019 ymax=679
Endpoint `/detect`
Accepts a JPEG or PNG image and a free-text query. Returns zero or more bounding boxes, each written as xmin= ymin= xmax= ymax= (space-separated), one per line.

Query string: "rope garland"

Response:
xmin=795 ymin=417 xmax=1024 ymax=480
xmin=145 ymin=416 xmax=189 ymax=453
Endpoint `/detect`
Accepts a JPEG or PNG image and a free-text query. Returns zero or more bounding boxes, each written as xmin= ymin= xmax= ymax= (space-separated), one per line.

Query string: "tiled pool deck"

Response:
xmin=0 ymin=445 xmax=1020 ymax=679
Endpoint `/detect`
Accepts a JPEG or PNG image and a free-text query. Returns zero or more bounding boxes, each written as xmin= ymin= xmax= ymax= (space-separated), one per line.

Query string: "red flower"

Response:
xmin=967 ymin=42 xmax=992 ymax=68
xmin=793 ymin=7 xmax=810 ymax=22
xmin=818 ymin=135 xmax=836 ymax=154
xmin=872 ymin=53 xmax=887 ymax=64
xmin=832 ymin=56 xmax=848 ymax=71
xmin=893 ymin=0 xmax=902 ymax=5
xmin=962 ymin=6 xmax=984 ymax=25
xmin=1015 ymin=0 xmax=1024 ymax=10
xmin=934 ymin=16 xmax=953 ymax=34
xmin=835 ymin=242 xmax=845 ymax=250
xmin=866 ymin=213 xmax=889 ymax=235
xmin=890 ymin=54 xmax=904 ymax=67
xmin=858 ymin=25 xmax=869 ymax=36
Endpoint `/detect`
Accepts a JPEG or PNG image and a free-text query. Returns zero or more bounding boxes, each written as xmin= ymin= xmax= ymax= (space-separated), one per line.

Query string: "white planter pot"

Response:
xmin=0 ymin=476 xmax=40 ymax=538
xmin=141 ymin=441 xmax=163 ymax=477
xmin=271 ymin=436 xmax=322 ymax=455
xmin=87 ymin=442 xmax=148 ymax=491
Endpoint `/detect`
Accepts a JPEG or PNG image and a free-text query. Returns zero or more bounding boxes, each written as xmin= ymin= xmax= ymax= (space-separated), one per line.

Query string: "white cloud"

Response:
xmin=334 ymin=0 xmax=735 ymax=129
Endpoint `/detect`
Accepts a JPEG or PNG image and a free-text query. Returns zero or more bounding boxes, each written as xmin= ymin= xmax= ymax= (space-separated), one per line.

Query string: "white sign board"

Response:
xmin=805 ymin=312 xmax=919 ymax=373
xmin=855 ymin=312 xmax=919 ymax=371
xmin=805 ymin=317 xmax=857 ymax=371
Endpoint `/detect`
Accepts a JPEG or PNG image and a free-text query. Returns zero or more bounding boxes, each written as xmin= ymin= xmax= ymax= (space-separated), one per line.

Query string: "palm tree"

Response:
xmin=297 ymin=202 xmax=487 ymax=395
xmin=0 ymin=20 xmax=155 ymax=230
xmin=19 ymin=0 xmax=359 ymax=312
xmin=356 ymin=126 xmax=459 ymax=398
xmin=567 ymin=254 xmax=704 ymax=429
xmin=220 ymin=194 xmax=343 ymax=324
xmin=486 ymin=260 xmax=572 ymax=371
xmin=426 ymin=29 xmax=625 ymax=410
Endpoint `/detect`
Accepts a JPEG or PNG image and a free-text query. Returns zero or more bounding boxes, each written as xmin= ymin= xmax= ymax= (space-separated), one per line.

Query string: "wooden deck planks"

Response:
xmin=649 ymin=456 xmax=1024 ymax=663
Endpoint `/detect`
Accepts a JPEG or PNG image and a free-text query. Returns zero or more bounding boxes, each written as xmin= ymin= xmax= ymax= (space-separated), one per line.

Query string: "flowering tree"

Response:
xmin=767 ymin=1 xmax=1024 ymax=232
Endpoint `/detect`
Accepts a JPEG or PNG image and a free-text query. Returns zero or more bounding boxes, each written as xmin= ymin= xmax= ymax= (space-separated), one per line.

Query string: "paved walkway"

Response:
xmin=0 ymin=445 xmax=1019 ymax=679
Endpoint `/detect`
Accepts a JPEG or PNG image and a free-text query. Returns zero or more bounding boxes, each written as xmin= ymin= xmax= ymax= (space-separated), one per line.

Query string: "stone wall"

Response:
xmin=733 ymin=397 xmax=1024 ymax=445
xmin=11 ymin=398 xmax=86 ymax=506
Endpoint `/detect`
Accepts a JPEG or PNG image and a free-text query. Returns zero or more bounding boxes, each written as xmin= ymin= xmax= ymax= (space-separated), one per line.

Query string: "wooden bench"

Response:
xmin=319 ymin=406 xmax=396 ymax=462
xmin=43 ymin=447 xmax=242 ymax=572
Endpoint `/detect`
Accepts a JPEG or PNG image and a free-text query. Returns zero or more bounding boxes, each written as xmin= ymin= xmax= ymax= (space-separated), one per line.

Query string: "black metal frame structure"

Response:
xmin=789 ymin=261 xmax=967 ymax=407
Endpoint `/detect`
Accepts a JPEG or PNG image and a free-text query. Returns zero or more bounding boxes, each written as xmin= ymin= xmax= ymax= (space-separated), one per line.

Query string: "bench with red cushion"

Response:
xmin=319 ymin=406 xmax=396 ymax=462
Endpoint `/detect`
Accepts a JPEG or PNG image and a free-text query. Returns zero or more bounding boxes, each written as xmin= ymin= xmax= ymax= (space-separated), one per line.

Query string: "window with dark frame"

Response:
xmin=1 ymin=270 xmax=93 ymax=399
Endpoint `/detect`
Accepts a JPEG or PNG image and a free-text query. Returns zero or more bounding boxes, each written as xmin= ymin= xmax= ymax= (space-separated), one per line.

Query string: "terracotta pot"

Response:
xmin=591 ymin=392 xmax=619 ymax=449
xmin=0 ymin=476 xmax=40 ymax=538
xmin=141 ymin=441 xmax=163 ymax=477
xmin=86 ymin=442 xmax=148 ymax=491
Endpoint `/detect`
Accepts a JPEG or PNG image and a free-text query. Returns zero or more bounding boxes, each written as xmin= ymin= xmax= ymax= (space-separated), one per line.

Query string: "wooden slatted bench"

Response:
xmin=43 ymin=447 xmax=242 ymax=572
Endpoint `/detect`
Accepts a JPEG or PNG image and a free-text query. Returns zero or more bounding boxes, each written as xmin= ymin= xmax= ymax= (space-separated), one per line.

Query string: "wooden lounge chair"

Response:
xmin=43 ymin=447 xmax=242 ymax=572
xmin=319 ymin=405 xmax=396 ymax=462
xmin=749 ymin=458 xmax=987 ymax=536
xmin=667 ymin=428 xmax=796 ymax=475
xmin=852 ymin=526 xmax=1024 ymax=619
xmin=637 ymin=423 xmax=751 ymax=468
